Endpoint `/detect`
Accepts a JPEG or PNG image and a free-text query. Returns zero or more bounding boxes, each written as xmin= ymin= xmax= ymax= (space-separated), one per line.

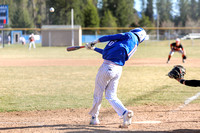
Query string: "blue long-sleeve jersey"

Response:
xmin=94 ymin=32 xmax=139 ymax=66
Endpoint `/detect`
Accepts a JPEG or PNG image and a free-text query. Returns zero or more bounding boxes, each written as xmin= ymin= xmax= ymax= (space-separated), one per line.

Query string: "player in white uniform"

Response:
xmin=8 ymin=35 xmax=11 ymax=45
xmin=85 ymin=28 xmax=146 ymax=127
xmin=29 ymin=33 xmax=36 ymax=50
xmin=19 ymin=36 xmax=26 ymax=45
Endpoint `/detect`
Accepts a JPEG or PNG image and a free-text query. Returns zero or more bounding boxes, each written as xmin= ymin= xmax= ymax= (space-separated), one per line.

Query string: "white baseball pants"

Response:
xmin=169 ymin=49 xmax=184 ymax=55
xmin=89 ymin=60 xmax=127 ymax=118
xmin=29 ymin=41 xmax=36 ymax=49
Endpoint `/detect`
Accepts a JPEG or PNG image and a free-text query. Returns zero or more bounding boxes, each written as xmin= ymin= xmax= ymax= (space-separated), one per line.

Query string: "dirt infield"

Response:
xmin=0 ymin=58 xmax=200 ymax=67
xmin=0 ymin=58 xmax=199 ymax=133
xmin=0 ymin=104 xmax=199 ymax=133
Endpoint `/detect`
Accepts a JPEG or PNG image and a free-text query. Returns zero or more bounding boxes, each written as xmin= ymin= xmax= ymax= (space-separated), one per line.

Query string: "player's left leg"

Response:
xmin=29 ymin=42 xmax=32 ymax=50
xmin=105 ymin=73 xmax=127 ymax=117
xmin=89 ymin=63 xmax=111 ymax=125
xmin=104 ymin=65 xmax=133 ymax=127
xmin=33 ymin=42 xmax=36 ymax=48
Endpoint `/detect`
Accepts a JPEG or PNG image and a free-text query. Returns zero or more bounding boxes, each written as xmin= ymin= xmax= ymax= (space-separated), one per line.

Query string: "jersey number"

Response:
xmin=108 ymin=41 xmax=116 ymax=46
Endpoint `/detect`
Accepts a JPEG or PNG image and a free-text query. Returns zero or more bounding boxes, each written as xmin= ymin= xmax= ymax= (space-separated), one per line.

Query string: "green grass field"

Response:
xmin=0 ymin=40 xmax=200 ymax=112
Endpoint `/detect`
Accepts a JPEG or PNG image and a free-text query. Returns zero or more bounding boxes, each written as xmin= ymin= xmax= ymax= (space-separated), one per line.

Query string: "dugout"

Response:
xmin=11 ymin=30 xmax=22 ymax=44
xmin=41 ymin=25 xmax=82 ymax=47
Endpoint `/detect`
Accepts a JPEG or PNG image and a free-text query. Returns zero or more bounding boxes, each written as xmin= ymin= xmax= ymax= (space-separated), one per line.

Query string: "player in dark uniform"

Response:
xmin=167 ymin=38 xmax=187 ymax=63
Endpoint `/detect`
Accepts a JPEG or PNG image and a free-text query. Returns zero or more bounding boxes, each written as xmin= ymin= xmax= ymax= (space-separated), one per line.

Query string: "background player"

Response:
xmin=166 ymin=38 xmax=187 ymax=63
xmin=29 ymin=33 xmax=36 ymax=50
xmin=19 ymin=36 xmax=26 ymax=45
xmin=85 ymin=28 xmax=147 ymax=127
xmin=8 ymin=35 xmax=11 ymax=45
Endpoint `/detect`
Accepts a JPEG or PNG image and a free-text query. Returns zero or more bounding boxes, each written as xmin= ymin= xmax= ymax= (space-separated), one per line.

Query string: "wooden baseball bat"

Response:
xmin=66 ymin=46 xmax=85 ymax=52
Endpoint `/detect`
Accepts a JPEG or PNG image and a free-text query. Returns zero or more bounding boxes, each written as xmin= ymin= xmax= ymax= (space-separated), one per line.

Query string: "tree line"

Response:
xmin=1 ymin=0 xmax=200 ymax=29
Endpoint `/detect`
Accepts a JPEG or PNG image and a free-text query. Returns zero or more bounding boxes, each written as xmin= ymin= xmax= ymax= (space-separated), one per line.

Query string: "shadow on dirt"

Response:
xmin=0 ymin=124 xmax=199 ymax=133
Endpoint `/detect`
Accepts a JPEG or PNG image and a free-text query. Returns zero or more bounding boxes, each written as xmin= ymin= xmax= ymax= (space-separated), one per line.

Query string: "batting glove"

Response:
xmin=85 ymin=43 xmax=95 ymax=50
xmin=85 ymin=40 xmax=98 ymax=50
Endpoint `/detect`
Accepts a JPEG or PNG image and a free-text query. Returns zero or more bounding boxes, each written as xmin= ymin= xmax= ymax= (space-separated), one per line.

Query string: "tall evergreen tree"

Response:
xmin=190 ymin=0 xmax=198 ymax=21
xmin=11 ymin=0 xmax=34 ymax=28
xmin=178 ymin=0 xmax=189 ymax=26
xmin=156 ymin=0 xmax=173 ymax=26
xmin=116 ymin=0 xmax=135 ymax=27
xmin=138 ymin=14 xmax=153 ymax=27
xmin=46 ymin=0 xmax=84 ymax=26
xmin=83 ymin=0 xmax=99 ymax=27
xmin=144 ymin=0 xmax=154 ymax=22
xmin=35 ymin=0 xmax=46 ymax=27
xmin=5 ymin=0 xmax=200 ymax=29
xmin=101 ymin=0 xmax=135 ymax=27
xmin=100 ymin=10 xmax=117 ymax=27
xmin=27 ymin=0 xmax=46 ymax=27
xmin=100 ymin=10 xmax=117 ymax=34
xmin=141 ymin=0 xmax=146 ymax=12
xmin=198 ymin=0 xmax=200 ymax=18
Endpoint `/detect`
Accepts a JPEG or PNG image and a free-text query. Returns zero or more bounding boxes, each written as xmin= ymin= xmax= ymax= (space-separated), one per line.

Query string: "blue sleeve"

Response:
xmin=94 ymin=47 xmax=103 ymax=54
xmin=99 ymin=33 xmax=130 ymax=42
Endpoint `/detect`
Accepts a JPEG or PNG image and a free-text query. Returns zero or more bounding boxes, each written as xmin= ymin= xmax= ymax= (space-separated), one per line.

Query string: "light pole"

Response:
xmin=157 ymin=14 xmax=159 ymax=41
xmin=71 ymin=8 xmax=74 ymax=46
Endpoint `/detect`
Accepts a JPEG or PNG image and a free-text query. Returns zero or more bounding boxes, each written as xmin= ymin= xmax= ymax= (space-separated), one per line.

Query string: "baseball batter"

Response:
xmin=85 ymin=28 xmax=146 ymax=127
xmin=167 ymin=38 xmax=187 ymax=63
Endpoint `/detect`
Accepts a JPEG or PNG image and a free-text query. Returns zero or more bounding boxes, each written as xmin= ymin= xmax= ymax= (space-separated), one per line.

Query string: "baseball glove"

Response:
xmin=168 ymin=65 xmax=186 ymax=79
xmin=183 ymin=55 xmax=187 ymax=59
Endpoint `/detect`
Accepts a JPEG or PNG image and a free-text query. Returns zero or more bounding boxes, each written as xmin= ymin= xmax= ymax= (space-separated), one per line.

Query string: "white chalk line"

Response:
xmin=171 ymin=91 xmax=200 ymax=112
xmin=133 ymin=92 xmax=200 ymax=125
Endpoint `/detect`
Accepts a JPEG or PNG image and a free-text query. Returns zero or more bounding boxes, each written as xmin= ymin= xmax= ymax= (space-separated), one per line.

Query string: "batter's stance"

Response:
xmin=85 ymin=28 xmax=147 ymax=127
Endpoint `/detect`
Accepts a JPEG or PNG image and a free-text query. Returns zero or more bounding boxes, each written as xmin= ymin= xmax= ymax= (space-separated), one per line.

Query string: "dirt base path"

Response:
xmin=0 ymin=58 xmax=199 ymax=67
xmin=0 ymin=104 xmax=199 ymax=133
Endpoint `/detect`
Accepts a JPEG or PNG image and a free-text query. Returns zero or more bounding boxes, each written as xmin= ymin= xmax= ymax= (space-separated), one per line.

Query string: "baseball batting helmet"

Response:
xmin=130 ymin=28 xmax=146 ymax=43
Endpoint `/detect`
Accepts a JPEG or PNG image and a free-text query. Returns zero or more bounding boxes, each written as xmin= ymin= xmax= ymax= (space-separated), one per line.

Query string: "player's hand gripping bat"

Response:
xmin=66 ymin=46 xmax=85 ymax=52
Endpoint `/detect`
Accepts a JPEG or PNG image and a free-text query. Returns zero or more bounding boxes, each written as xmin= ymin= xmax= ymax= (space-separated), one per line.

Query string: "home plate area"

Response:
xmin=0 ymin=104 xmax=199 ymax=133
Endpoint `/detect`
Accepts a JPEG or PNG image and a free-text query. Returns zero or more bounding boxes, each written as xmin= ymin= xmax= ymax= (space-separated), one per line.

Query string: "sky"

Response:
xmin=134 ymin=0 xmax=142 ymax=12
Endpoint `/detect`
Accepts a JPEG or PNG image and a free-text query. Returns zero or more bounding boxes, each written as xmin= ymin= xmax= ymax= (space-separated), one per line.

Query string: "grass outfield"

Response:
xmin=0 ymin=40 xmax=200 ymax=112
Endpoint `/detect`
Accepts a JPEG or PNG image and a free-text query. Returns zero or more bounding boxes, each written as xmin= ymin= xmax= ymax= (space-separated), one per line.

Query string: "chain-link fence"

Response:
xmin=1 ymin=27 xmax=200 ymax=47
xmin=82 ymin=27 xmax=200 ymax=43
